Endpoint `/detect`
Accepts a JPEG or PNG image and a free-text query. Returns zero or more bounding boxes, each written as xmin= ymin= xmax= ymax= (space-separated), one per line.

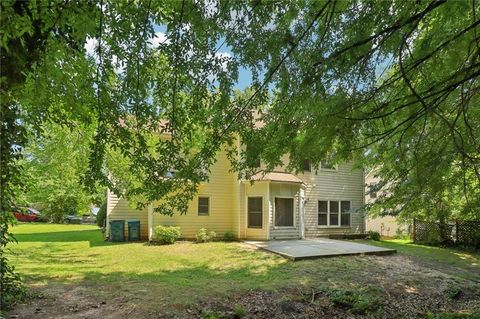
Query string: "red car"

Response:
xmin=13 ymin=208 xmax=41 ymax=222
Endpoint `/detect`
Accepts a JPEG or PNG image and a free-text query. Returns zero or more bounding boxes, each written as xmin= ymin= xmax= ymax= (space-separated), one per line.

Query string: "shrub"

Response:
xmin=443 ymin=286 xmax=462 ymax=300
xmin=196 ymin=228 xmax=216 ymax=243
xmin=223 ymin=231 xmax=236 ymax=241
xmin=328 ymin=289 xmax=381 ymax=315
xmin=368 ymin=231 xmax=381 ymax=241
xmin=233 ymin=304 xmax=246 ymax=318
xmin=152 ymin=225 xmax=181 ymax=244
xmin=426 ymin=228 xmax=442 ymax=245
xmin=96 ymin=202 xmax=107 ymax=228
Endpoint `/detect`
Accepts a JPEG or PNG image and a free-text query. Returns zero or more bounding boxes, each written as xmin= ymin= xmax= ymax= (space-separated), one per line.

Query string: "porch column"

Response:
xmin=299 ymin=188 xmax=305 ymax=239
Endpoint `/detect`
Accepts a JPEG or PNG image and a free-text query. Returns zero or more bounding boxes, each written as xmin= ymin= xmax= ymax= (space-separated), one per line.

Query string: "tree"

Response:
xmin=1 ymin=0 xmax=479 ymax=308
xmin=22 ymin=123 xmax=103 ymax=222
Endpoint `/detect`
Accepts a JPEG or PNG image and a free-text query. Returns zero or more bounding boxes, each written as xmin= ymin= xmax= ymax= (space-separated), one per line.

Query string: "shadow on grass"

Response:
xmin=362 ymin=239 xmax=480 ymax=272
xmin=14 ymin=229 xmax=124 ymax=247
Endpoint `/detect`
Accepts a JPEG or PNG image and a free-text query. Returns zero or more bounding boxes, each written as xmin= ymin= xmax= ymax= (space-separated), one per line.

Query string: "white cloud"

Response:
xmin=85 ymin=37 xmax=97 ymax=57
xmin=149 ymin=31 xmax=170 ymax=48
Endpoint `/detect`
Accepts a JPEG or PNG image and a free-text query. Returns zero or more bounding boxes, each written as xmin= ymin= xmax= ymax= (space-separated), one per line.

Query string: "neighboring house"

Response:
xmin=106 ymin=133 xmax=365 ymax=241
xmin=365 ymin=169 xmax=401 ymax=238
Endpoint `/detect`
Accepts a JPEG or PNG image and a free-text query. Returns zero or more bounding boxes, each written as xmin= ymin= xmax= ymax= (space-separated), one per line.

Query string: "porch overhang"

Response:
xmin=245 ymin=171 xmax=306 ymax=188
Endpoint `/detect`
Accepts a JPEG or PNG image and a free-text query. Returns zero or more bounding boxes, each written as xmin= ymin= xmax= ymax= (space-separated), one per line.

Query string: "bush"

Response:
xmin=223 ymin=231 xmax=236 ymax=241
xmin=443 ymin=286 xmax=462 ymax=300
xmin=196 ymin=228 xmax=216 ymax=243
xmin=233 ymin=304 xmax=246 ymax=318
xmin=426 ymin=228 xmax=442 ymax=245
xmin=368 ymin=231 xmax=381 ymax=241
xmin=152 ymin=225 xmax=181 ymax=244
xmin=0 ymin=212 xmax=26 ymax=311
xmin=328 ymin=289 xmax=381 ymax=315
xmin=96 ymin=202 xmax=107 ymax=228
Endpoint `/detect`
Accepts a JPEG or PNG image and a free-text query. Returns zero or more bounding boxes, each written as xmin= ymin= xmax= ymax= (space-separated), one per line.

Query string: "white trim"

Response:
xmin=247 ymin=195 xmax=264 ymax=229
xmin=299 ymin=189 xmax=305 ymax=239
xmin=197 ymin=195 xmax=211 ymax=216
xmin=273 ymin=196 xmax=296 ymax=228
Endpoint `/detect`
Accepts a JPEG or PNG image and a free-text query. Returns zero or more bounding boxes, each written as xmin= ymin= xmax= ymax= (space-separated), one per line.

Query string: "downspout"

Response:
xmin=105 ymin=188 xmax=110 ymax=240
xmin=362 ymin=168 xmax=366 ymax=233
xmin=242 ymin=182 xmax=247 ymax=239
xmin=148 ymin=203 xmax=154 ymax=241
xmin=239 ymin=181 xmax=243 ymax=239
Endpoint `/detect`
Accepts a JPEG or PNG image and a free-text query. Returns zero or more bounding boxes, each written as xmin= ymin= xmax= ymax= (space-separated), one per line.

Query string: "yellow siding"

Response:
xmin=107 ymin=136 xmax=365 ymax=241
xmin=106 ymin=190 xmax=149 ymax=240
xmin=152 ymin=147 xmax=238 ymax=239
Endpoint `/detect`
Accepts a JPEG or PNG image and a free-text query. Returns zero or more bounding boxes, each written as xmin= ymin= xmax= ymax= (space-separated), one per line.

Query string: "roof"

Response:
xmin=249 ymin=171 xmax=304 ymax=184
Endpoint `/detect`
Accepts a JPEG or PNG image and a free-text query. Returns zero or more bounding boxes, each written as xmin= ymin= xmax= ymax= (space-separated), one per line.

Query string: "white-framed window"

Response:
xmin=274 ymin=197 xmax=294 ymax=227
xmin=320 ymin=161 xmax=338 ymax=171
xmin=318 ymin=200 xmax=351 ymax=227
xmin=198 ymin=197 xmax=210 ymax=216
xmin=247 ymin=197 xmax=263 ymax=228
xmin=340 ymin=201 xmax=351 ymax=226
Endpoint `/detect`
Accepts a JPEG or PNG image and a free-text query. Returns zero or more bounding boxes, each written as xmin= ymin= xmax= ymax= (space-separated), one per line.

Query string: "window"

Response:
xmin=318 ymin=200 xmax=351 ymax=227
xmin=341 ymin=201 xmax=351 ymax=226
xmin=303 ymin=159 xmax=311 ymax=172
xmin=248 ymin=197 xmax=263 ymax=228
xmin=318 ymin=200 xmax=328 ymax=226
xmin=275 ymin=197 xmax=294 ymax=227
xmin=247 ymin=144 xmax=261 ymax=168
xmin=330 ymin=201 xmax=339 ymax=225
xmin=198 ymin=197 xmax=210 ymax=216
xmin=321 ymin=161 xmax=337 ymax=170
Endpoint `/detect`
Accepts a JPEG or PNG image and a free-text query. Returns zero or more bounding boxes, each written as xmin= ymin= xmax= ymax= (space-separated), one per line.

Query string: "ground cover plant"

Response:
xmin=6 ymin=224 xmax=480 ymax=318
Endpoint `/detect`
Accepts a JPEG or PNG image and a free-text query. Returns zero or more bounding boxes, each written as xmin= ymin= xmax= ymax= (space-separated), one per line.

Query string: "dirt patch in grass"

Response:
xmin=7 ymin=253 xmax=480 ymax=319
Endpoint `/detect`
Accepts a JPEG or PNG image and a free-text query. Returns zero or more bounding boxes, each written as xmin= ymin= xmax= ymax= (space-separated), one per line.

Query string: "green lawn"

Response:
xmin=361 ymin=239 xmax=480 ymax=279
xmin=7 ymin=223 xmax=480 ymax=318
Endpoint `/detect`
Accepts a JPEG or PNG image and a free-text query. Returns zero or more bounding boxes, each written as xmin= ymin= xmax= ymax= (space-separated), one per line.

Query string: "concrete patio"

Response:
xmin=245 ymin=238 xmax=396 ymax=261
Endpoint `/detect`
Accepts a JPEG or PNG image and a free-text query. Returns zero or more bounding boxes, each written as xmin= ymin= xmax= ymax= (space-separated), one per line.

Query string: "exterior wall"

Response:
xmin=366 ymin=216 xmax=401 ymax=238
xmin=365 ymin=170 xmax=401 ymax=238
xmin=107 ymin=137 xmax=365 ymax=240
xmin=299 ymin=162 xmax=365 ymax=237
xmin=269 ymin=183 xmax=302 ymax=239
xmin=240 ymin=181 xmax=270 ymax=240
xmin=152 ymin=147 xmax=238 ymax=239
xmin=106 ymin=189 xmax=149 ymax=240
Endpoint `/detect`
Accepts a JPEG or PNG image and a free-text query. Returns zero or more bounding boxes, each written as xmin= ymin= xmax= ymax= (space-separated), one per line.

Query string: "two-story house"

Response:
xmin=106 ymin=141 xmax=365 ymax=241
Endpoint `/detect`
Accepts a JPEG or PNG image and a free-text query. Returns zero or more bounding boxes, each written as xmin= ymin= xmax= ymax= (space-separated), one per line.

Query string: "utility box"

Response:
xmin=127 ymin=220 xmax=140 ymax=241
xmin=109 ymin=220 xmax=125 ymax=242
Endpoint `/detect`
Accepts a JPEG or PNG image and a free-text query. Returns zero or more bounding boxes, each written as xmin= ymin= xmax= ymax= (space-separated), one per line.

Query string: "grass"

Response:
xmin=361 ymin=238 xmax=480 ymax=278
xmin=7 ymin=224 xmax=480 ymax=317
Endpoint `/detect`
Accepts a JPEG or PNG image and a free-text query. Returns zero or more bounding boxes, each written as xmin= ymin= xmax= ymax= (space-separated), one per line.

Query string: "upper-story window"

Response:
xmin=302 ymin=159 xmax=311 ymax=172
xmin=246 ymin=144 xmax=261 ymax=168
xmin=320 ymin=160 xmax=337 ymax=170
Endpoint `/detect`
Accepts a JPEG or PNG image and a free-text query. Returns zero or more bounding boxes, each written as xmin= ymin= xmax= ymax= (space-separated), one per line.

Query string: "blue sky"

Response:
xmin=153 ymin=25 xmax=252 ymax=90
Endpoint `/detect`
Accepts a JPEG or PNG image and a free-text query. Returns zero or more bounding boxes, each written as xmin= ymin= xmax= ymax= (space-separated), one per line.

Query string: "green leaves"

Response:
xmin=2 ymin=0 xmax=479 ymax=221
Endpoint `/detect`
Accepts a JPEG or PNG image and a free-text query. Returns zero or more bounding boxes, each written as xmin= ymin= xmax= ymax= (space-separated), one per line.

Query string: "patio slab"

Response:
xmin=245 ymin=238 xmax=396 ymax=261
